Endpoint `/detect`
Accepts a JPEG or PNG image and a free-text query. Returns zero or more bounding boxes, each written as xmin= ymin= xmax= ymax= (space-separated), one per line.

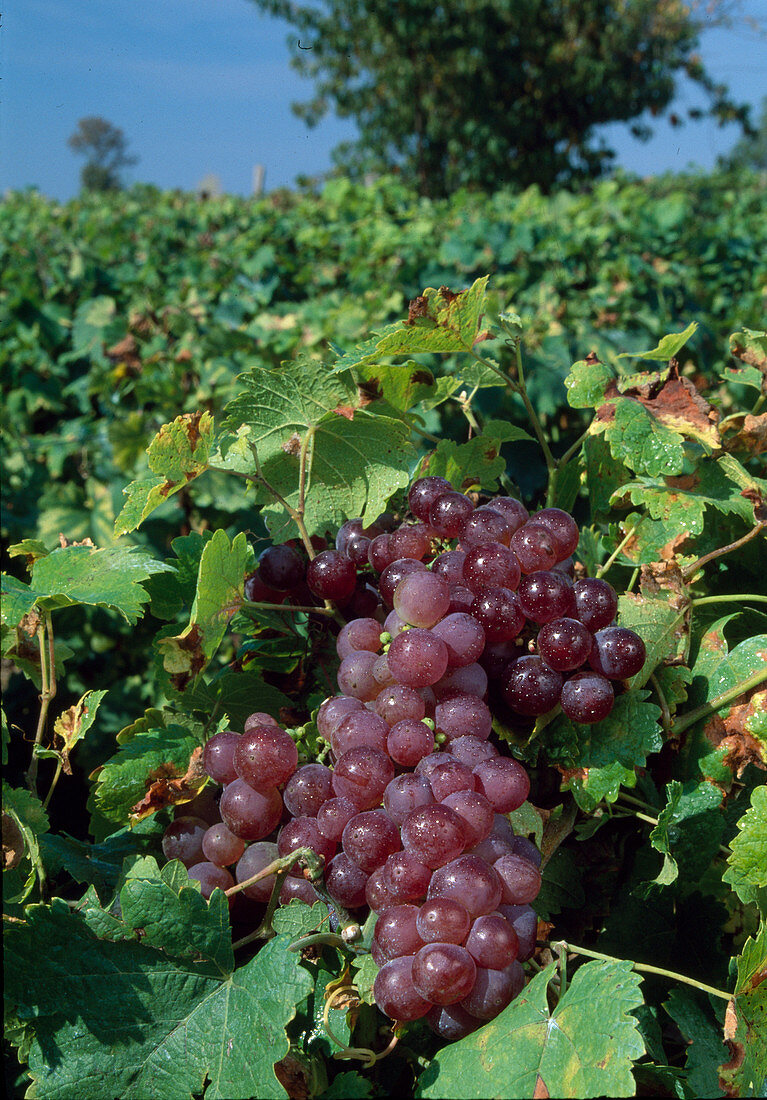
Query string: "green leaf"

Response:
xmin=616 ymin=321 xmax=698 ymax=362
xmin=156 ymin=529 xmax=249 ymax=689
xmin=420 ymin=419 xmax=533 ymax=492
xmin=39 ymin=826 xmax=158 ymax=896
xmin=507 ymin=800 xmax=544 ymax=849
xmin=375 ymin=277 xmax=490 ymax=356
xmin=604 ymin=399 xmax=685 ymax=477
xmin=2 ymin=544 xmax=173 ymax=627
xmin=723 ymin=784 xmax=767 ymax=909
xmin=222 ymin=359 xmax=414 ymax=539
xmin=2 ymin=784 xmax=49 ymax=904
xmin=114 ymin=411 xmax=214 ymax=536
xmin=641 ymin=780 xmax=724 ymax=892
xmin=546 ymin=691 xmax=663 ymax=811
xmin=664 ymin=990 xmax=727 ymax=1099
xmin=174 ymin=666 xmax=291 ymax=728
xmin=351 ymin=953 xmax=379 ymax=1006
xmin=5 ymin=870 xmax=314 ymax=1099
xmin=534 ymin=848 xmax=586 ymax=919
xmin=729 ymin=328 xmax=767 ymax=376
xmin=92 ymin=719 xmax=204 ymax=824
xmin=565 ymin=357 xmax=616 ymax=408
xmin=617 ymin=593 xmax=687 ymax=690
xmin=416 ymin=960 xmax=644 ymax=1098
xmin=320 ymin=1072 xmax=373 ymax=1099
xmin=719 ymin=922 xmax=767 ymax=1098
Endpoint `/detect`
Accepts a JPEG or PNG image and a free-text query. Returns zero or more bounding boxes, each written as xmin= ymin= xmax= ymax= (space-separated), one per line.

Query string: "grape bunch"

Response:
xmin=164 ymin=476 xmax=646 ymax=1032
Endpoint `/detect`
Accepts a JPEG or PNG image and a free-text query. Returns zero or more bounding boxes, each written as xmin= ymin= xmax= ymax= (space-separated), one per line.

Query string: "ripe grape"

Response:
xmin=233 ymin=725 xmax=298 ymax=791
xmin=589 ymin=626 xmax=646 ymax=679
xmin=509 ymin=522 xmax=559 ymax=573
xmin=390 ymin=522 xmax=433 ymax=561
xmin=484 ymin=497 xmax=529 ymax=534
xmin=283 ymin=763 xmax=334 ymax=817
xmin=278 ymin=815 xmax=337 ymax=867
xmin=425 ymin=1002 xmax=480 ymax=1039
xmin=412 ymin=942 xmax=477 ymax=1005
xmin=382 ymin=851 xmax=432 ymax=903
xmin=219 ymin=781 xmax=283 ymax=841
xmin=324 ymin=852 xmax=369 ymax=908
xmin=537 ymin=617 xmax=593 ymax=671
xmin=201 ymin=822 xmax=246 ymax=867
xmin=416 ymin=898 xmax=472 ymax=945
xmin=393 ymin=571 xmax=451 ymax=628
xmin=460 ymin=508 xmax=512 ymax=547
xmin=317 ymin=795 xmax=360 ymax=842
xmin=518 ymin=570 xmax=576 ymax=623
xmin=440 ymin=789 xmax=495 ymax=848
xmin=432 ymin=549 xmax=467 ymax=585
xmin=387 ymin=718 xmax=435 ymax=766
xmin=433 ymin=662 xmax=488 ymax=701
xmin=431 ymin=612 xmax=486 ymax=667
xmin=470 ymin=587 xmax=525 ymax=642
xmin=428 ymin=759 xmax=477 ymax=801
xmin=202 ymin=731 xmax=241 ymax=786
xmin=429 ymin=491 xmax=475 ymax=538
xmin=408 ymin=476 xmax=453 ymax=523
xmin=336 ymin=650 xmax=381 ymax=701
xmin=373 ymin=956 xmax=432 ymax=1021
xmin=462 ymin=543 xmax=521 ymax=594
xmin=331 ymin=747 xmax=395 ymax=810
xmin=427 ymin=853 xmax=503 ymax=917
xmin=258 ymin=544 xmax=304 ymax=590
xmin=372 ymin=904 xmax=425 ymax=961
xmin=375 ymin=683 xmax=426 ymax=726
xmin=448 ymin=735 xmax=498 ymax=769
xmin=306 ymin=550 xmax=357 ymax=601
xmin=379 ymin=557 xmax=428 ymax=607
xmin=383 ymin=773 xmax=435 ymax=825
xmin=187 ymin=862 xmax=235 ymax=900
xmin=472 ymin=756 xmax=531 ymax=813
xmin=493 ymin=852 xmax=543 ymax=904
xmin=341 ymin=809 xmax=401 ymax=873
xmin=465 ymin=914 xmax=519 ymax=969
xmin=387 ymin=628 xmax=450 ymax=688
xmin=162 ymin=817 xmax=208 ymax=867
xmin=501 ymin=655 xmax=564 ymax=717
xmin=435 ymin=694 xmax=492 ymax=741
xmin=460 ymin=961 xmax=524 ymax=1019
xmin=532 ymin=507 xmax=580 ymax=559
xmin=560 ymin=671 xmax=614 ymax=723
xmin=331 ymin=710 xmax=390 ymax=756
xmin=400 ymin=803 xmax=468 ymax=868
xmin=573 ymin=577 xmax=618 ymax=631
xmin=235 ymin=841 xmax=280 ymax=902
xmin=336 ymin=617 xmax=383 ymax=658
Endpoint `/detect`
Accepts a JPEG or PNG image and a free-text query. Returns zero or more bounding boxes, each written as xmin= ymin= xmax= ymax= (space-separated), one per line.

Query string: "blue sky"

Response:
xmin=3 ymin=0 xmax=766 ymax=200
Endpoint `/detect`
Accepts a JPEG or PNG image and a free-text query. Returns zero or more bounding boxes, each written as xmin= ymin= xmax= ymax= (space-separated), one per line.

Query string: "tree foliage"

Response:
xmin=67 ymin=116 xmax=138 ymax=192
xmin=720 ymin=95 xmax=767 ymax=172
xmin=251 ymin=0 xmax=753 ymax=194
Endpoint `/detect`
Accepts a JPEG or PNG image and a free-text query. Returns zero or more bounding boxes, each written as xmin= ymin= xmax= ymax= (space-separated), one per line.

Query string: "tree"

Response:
xmin=68 ymin=116 xmax=138 ymax=192
xmin=720 ymin=95 xmax=767 ymax=171
xmin=251 ymin=0 xmax=754 ymax=196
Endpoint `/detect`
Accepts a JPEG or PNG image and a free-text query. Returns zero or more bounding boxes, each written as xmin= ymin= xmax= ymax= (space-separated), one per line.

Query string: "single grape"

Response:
xmin=501 ymin=655 xmax=564 ymax=717
xmin=387 ymin=628 xmax=450 ymax=688
xmin=509 ymin=522 xmax=559 ymax=573
xmin=460 ymin=508 xmax=512 ymax=547
xmin=162 ymin=816 xmax=208 ymax=867
xmin=219 ymin=781 xmax=283 ymax=841
xmin=331 ymin=709 xmax=390 ymax=757
xmin=447 ymin=584 xmax=476 ymax=614
xmin=537 ymin=617 xmax=593 ymax=671
xmin=244 ymin=711 xmax=281 ymax=732
xmin=573 ymin=577 xmax=618 ymax=631
xmin=416 ymin=897 xmax=472 ymax=945
xmin=331 ymin=747 xmax=395 ymax=810
xmin=375 ymin=683 xmax=426 ymax=726
xmin=412 ymin=942 xmax=477 ymax=1005
xmin=317 ymin=696 xmax=364 ymax=740
xmin=368 ymin=532 xmax=396 ymax=572
xmin=258 ymin=544 xmax=304 ymax=590
xmin=283 ymin=763 xmax=334 ymax=817
xmin=472 ymin=757 xmax=531 ymax=813
xmin=431 ymin=612 xmax=486 ymax=668
xmin=373 ymin=956 xmax=432 ymax=1021
xmin=379 ymin=557 xmax=428 ymax=608
xmin=306 ymin=550 xmax=357 ymax=601
xmin=400 ymin=803 xmax=468 ymax=868
xmin=427 ymin=853 xmax=503 ymax=917
xmin=341 ymin=809 xmax=401 ymax=873
xmin=432 ymin=549 xmax=467 ymax=585
xmin=336 ymin=617 xmax=383 ymax=658
xmin=429 ymin=491 xmax=475 ymax=538
xmin=280 ymin=876 xmax=321 ymax=907
xmin=387 ymin=718 xmax=435 ymax=767
xmin=317 ymin=795 xmax=360 ymax=842
xmin=383 ymin=773 xmax=435 ymax=826
xmin=497 ymin=903 xmax=538 ymax=961
xmin=244 ymin=567 xmax=287 ymax=605
xmin=518 ymin=570 xmax=576 ymax=624
xmin=336 ymin=649 xmax=381 ymax=701
xmin=440 ymin=789 xmax=495 ymax=848
xmin=462 ymin=543 xmax=521 ymax=594
xmin=484 ymin=497 xmax=529 ymax=534
xmin=460 ymin=961 xmax=524 ymax=1019
xmin=560 ymin=671 xmax=615 ymax=723
xmin=510 ymin=835 xmax=542 ymax=868
xmin=493 ymin=852 xmax=542 ymax=904
xmin=366 ymin=866 xmax=399 ymax=912
xmin=324 ymin=852 xmax=369 ymax=908
xmin=233 ymin=725 xmax=298 ymax=792
xmin=382 ymin=851 xmax=432 ymax=903
xmin=425 ymin=1003 xmax=480 ymax=1039
xmin=372 ymin=904 xmax=426 ymax=961
xmin=448 ymin=735 xmax=498 ymax=769
xmin=470 ymin=587 xmax=526 ymax=643
xmin=202 ymin=731 xmax=241 ymax=786
xmin=465 ymin=914 xmax=519 ymax=969
xmin=433 ymin=661 xmax=488 ymax=700
xmin=202 ymin=822 xmax=246 ymax=867
xmin=435 ymin=694 xmax=492 ymax=742
xmin=394 ymin=571 xmax=451 ymax=628
xmin=278 ymin=816 xmax=337 ymax=868
xmin=429 ymin=759 xmax=477 ymax=801
xmin=414 ymin=751 xmax=454 ymax=780
xmin=390 ymin=522 xmax=433 ymax=561
xmin=589 ymin=626 xmax=646 ymax=679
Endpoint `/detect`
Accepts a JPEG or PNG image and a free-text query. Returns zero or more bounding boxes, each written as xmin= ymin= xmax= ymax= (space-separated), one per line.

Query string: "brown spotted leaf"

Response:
xmin=719 ymin=922 xmax=767 ymax=1097
xmin=129 ymin=746 xmax=208 ymax=822
xmin=115 ymin=411 xmax=214 ymax=536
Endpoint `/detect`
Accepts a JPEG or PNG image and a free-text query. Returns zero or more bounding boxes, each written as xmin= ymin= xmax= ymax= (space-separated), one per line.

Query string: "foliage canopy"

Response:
xmin=67 ymin=116 xmax=138 ymax=192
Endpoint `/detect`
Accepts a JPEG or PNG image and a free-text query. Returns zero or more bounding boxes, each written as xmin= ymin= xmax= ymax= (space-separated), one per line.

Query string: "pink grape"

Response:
xmin=412 ymin=942 xmax=477 ymax=1005
xmin=400 ymin=803 xmax=468 ymax=868
xmin=233 ymin=725 xmax=298 ymax=792
xmin=162 ymin=817 xmax=208 ymax=867
xmin=387 ymin=628 xmax=450 ymax=688
xmin=460 ymin=961 xmax=525 ymax=1019
xmin=283 ymin=763 xmax=334 ymax=817
xmin=202 ymin=731 xmax=241 ymax=786
xmin=472 ymin=756 xmax=531 ymax=813
xmin=373 ymin=956 xmax=432 ymax=1021
xmin=235 ymin=841 xmax=280 ymax=902
xmin=341 ymin=809 xmax=401 ymax=873
xmin=219 ymin=781 xmax=283 ymax=841
xmin=416 ymin=897 xmax=472 ymax=945
xmin=393 ymin=571 xmax=451 ymax=628
xmin=427 ymin=853 xmax=503 ymax=918
xmin=331 ymin=747 xmax=394 ymax=810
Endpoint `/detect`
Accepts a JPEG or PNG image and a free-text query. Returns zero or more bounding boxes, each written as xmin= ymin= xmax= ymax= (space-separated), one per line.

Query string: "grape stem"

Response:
xmin=683 ymin=522 xmax=766 ymax=581
xmin=322 ymin=987 xmax=400 ymax=1067
xmin=691 ymin=593 xmax=767 ymax=608
xmin=26 ymin=611 xmax=56 ymax=797
xmin=241 ymin=599 xmax=336 ymax=616
xmin=553 ymin=940 xmax=732 ymax=1001
xmin=672 ymin=665 xmax=767 ymax=737
xmin=229 ymin=847 xmax=326 ymax=949
xmin=596 ymin=520 xmax=643 ymax=578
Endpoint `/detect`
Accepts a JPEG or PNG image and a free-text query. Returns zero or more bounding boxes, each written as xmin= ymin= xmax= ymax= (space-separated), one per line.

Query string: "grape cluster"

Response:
xmin=164 ymin=477 xmax=646 ymax=1032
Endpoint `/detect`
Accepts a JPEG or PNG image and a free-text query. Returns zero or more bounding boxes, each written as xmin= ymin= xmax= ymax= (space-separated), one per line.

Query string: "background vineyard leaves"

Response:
xmin=2 ymin=174 xmax=766 ymax=1099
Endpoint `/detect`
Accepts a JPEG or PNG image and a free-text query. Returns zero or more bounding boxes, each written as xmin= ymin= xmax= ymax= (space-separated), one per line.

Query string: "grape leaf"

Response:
xmin=617 ymin=593 xmax=687 ymax=690
xmin=320 ymin=1072 xmax=373 ymax=1098
xmin=723 ymin=784 xmax=767 ymax=910
xmin=534 ymin=847 xmax=586 ymax=919
xmin=114 ymin=411 xmax=214 ymax=536
xmin=546 ymin=691 xmax=663 ymax=811
xmin=39 ymin=825 xmax=158 ymax=896
xmin=5 ymin=866 xmax=313 ymax=1099
xmin=719 ymin=922 xmax=767 ymax=1098
xmin=374 ymin=277 xmax=490 ymax=355
xmin=419 ymin=419 xmax=534 ymax=491
xmin=604 ymin=399 xmax=686 ymax=477
xmin=663 ymin=990 xmax=727 ymax=1099
xmin=156 ymin=529 xmax=249 ymax=690
xmin=616 ymin=321 xmax=698 ymax=362
xmin=729 ymin=328 xmax=767 ymax=376
xmin=92 ymin=720 xmax=205 ymax=824
xmin=641 ymin=780 xmax=725 ymax=892
xmin=1 ymin=544 xmax=173 ymax=627
xmin=174 ymin=666 xmax=291 ymax=728
xmin=565 ymin=357 xmax=616 ymax=408
xmin=416 ymin=960 xmax=644 ymax=1098
xmin=2 ymin=784 xmax=49 ymax=904
xmin=221 ymin=359 xmax=414 ymax=539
